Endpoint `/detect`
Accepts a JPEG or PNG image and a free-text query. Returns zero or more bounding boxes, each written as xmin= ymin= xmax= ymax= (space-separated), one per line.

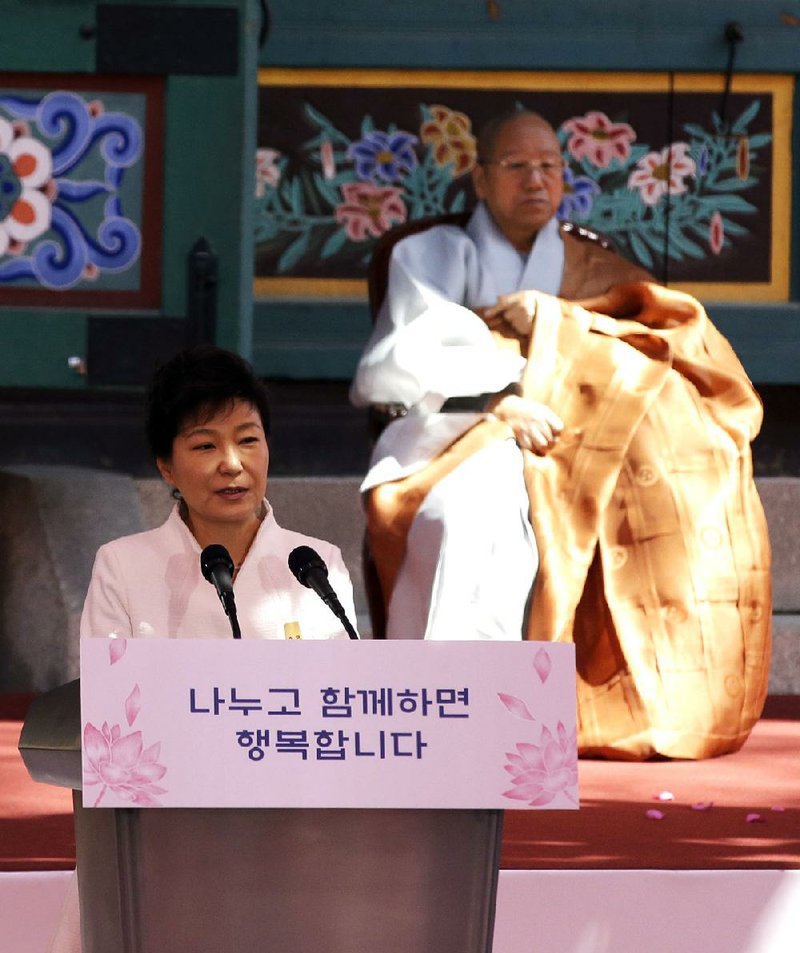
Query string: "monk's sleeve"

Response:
xmin=350 ymin=229 xmax=524 ymax=409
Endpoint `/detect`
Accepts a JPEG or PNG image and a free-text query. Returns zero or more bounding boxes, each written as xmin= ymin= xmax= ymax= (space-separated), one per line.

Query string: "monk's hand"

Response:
xmin=482 ymin=291 xmax=538 ymax=335
xmin=474 ymin=305 xmax=504 ymax=330
xmin=488 ymin=394 xmax=564 ymax=456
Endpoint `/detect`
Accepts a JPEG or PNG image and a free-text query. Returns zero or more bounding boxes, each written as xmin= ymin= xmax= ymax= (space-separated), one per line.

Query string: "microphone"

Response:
xmin=288 ymin=546 xmax=359 ymax=640
xmin=200 ymin=544 xmax=242 ymax=639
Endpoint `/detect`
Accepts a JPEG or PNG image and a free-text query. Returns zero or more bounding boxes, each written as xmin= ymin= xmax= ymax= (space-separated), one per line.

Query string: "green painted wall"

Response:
xmin=2 ymin=1 xmax=800 ymax=384
xmin=261 ymin=1 xmax=800 ymax=72
xmin=0 ymin=0 xmax=259 ymax=388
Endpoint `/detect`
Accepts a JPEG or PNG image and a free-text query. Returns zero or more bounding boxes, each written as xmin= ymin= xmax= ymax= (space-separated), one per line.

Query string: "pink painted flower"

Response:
xmin=709 ymin=210 xmax=724 ymax=254
xmin=320 ymin=139 xmax=336 ymax=180
xmin=562 ymin=111 xmax=636 ymax=168
xmin=83 ymin=721 xmax=167 ymax=807
xmin=502 ymin=721 xmax=578 ymax=807
xmin=335 ymin=182 xmax=406 ymax=241
xmin=628 ymin=142 xmax=696 ymax=207
xmin=255 ymin=147 xmax=282 ymax=198
xmin=0 ymin=117 xmax=54 ymax=256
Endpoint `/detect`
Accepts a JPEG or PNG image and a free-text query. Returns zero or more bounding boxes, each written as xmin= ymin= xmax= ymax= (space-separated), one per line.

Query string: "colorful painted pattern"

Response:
xmin=0 ymin=88 xmax=145 ymax=292
xmin=255 ymin=103 xmax=476 ymax=274
xmin=255 ymin=98 xmax=769 ymax=279
xmin=563 ymin=103 xmax=768 ymax=271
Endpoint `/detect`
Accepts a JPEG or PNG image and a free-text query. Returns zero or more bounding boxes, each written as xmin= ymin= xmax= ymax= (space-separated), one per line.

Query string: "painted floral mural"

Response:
xmin=0 ymin=87 xmax=146 ymax=293
xmin=557 ymin=101 xmax=770 ymax=273
xmin=255 ymin=102 xmax=477 ymax=275
xmin=255 ymin=88 xmax=772 ymax=284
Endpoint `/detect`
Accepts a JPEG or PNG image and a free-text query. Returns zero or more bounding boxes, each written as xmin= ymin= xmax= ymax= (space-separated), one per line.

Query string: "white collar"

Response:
xmin=166 ymin=499 xmax=276 ymax=558
xmin=465 ymin=202 xmax=564 ymax=304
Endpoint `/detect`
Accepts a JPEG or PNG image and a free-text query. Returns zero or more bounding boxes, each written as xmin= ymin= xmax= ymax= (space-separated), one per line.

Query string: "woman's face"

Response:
xmin=156 ymin=399 xmax=269 ymax=541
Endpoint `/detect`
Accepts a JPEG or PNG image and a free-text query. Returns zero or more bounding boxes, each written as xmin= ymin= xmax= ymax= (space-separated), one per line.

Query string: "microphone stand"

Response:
xmin=337 ymin=609 xmax=359 ymax=641
xmin=222 ymin=592 xmax=242 ymax=640
xmin=315 ymin=587 xmax=359 ymax=640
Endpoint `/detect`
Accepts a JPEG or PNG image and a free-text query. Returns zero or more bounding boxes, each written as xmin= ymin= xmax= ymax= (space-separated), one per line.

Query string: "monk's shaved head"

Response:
xmin=476 ymin=109 xmax=558 ymax=163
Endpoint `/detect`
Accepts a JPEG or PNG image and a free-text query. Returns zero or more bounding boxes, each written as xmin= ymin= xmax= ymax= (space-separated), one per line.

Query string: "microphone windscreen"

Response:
xmin=200 ymin=544 xmax=234 ymax=584
xmin=288 ymin=545 xmax=328 ymax=588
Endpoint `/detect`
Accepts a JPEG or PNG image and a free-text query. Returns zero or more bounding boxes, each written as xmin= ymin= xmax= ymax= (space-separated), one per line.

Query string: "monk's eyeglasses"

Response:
xmin=481 ymin=158 xmax=565 ymax=181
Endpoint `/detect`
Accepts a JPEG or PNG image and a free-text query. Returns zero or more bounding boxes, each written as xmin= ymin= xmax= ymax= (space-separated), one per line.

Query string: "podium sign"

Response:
xmin=80 ymin=639 xmax=578 ymax=811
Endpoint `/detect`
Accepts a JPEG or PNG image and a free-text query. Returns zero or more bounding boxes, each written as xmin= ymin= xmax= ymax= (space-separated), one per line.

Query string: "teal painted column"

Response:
xmin=0 ymin=0 xmax=259 ymax=387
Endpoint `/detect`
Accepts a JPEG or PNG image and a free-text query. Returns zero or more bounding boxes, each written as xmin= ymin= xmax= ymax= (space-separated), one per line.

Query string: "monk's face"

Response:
xmin=472 ymin=115 xmax=565 ymax=253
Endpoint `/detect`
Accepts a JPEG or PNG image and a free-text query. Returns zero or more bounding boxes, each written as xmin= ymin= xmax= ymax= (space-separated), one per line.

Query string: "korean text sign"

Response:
xmin=80 ymin=639 xmax=578 ymax=810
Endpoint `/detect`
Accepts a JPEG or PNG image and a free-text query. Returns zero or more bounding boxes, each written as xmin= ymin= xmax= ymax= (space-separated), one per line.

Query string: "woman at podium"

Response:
xmin=48 ymin=346 xmax=357 ymax=951
xmin=80 ymin=345 xmax=358 ymax=641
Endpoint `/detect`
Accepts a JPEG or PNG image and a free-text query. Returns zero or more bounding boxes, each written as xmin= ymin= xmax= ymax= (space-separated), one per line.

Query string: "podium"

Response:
xmin=20 ymin=640 xmax=577 ymax=953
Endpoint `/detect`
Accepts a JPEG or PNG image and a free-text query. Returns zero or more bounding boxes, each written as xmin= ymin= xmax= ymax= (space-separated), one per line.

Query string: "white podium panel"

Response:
xmin=80 ymin=639 xmax=578 ymax=810
xmin=22 ymin=639 xmax=578 ymax=953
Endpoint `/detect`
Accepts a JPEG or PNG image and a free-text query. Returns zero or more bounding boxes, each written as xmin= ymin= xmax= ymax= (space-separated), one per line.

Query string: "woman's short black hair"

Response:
xmin=145 ymin=345 xmax=271 ymax=460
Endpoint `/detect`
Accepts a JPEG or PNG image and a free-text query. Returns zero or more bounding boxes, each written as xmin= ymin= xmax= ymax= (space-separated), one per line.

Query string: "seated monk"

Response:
xmin=349 ymin=108 xmax=771 ymax=760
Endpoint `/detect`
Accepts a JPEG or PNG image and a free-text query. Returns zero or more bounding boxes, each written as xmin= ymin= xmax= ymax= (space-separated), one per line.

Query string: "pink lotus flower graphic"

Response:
xmin=83 ymin=721 xmax=167 ymax=807
xmin=502 ymin=722 xmax=578 ymax=807
xmin=497 ymin=647 xmax=554 ymax=721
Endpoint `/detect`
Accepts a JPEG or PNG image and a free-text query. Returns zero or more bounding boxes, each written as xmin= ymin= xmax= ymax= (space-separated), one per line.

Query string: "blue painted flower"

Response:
xmin=558 ymin=167 xmax=601 ymax=220
xmin=697 ymin=144 xmax=710 ymax=177
xmin=348 ymin=129 xmax=418 ymax=184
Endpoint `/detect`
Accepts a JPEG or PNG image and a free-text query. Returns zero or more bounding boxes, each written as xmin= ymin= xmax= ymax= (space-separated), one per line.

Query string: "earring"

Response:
xmin=171 ymin=486 xmax=182 ymax=501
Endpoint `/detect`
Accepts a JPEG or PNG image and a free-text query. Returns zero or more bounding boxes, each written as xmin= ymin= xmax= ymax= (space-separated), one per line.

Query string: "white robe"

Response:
xmin=80 ymin=502 xmax=357 ymax=641
xmin=350 ymin=203 xmax=564 ymax=491
xmin=350 ymin=204 xmax=563 ymax=641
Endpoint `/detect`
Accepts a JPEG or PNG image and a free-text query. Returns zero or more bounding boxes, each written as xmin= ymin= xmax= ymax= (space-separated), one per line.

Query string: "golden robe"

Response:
xmin=367 ymin=283 xmax=771 ymax=760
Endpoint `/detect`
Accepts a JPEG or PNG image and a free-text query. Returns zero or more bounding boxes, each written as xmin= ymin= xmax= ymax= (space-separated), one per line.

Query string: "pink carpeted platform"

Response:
xmin=1 ymin=694 xmax=798 ymax=874
xmin=502 ymin=701 xmax=800 ymax=870
xmin=0 ymin=715 xmax=74 ymax=873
